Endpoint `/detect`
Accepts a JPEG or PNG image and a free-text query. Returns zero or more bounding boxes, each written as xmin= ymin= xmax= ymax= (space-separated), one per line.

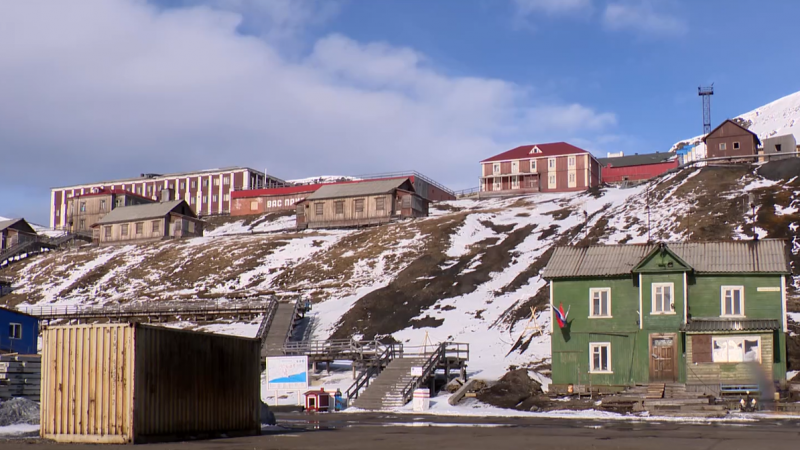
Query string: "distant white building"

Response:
xmin=762 ymin=134 xmax=798 ymax=161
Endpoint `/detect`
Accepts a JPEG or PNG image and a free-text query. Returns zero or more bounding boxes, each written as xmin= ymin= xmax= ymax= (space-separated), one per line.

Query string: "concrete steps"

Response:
xmin=262 ymin=302 xmax=300 ymax=358
xmin=352 ymin=357 xmax=429 ymax=410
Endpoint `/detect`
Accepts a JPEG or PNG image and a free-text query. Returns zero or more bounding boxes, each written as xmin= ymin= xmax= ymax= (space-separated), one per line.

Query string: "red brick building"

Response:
xmin=50 ymin=167 xmax=286 ymax=229
xmin=480 ymin=142 xmax=601 ymax=196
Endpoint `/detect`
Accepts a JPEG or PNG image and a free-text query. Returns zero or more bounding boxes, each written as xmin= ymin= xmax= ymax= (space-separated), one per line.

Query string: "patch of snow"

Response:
xmin=775 ymin=204 xmax=799 ymax=216
xmin=788 ymin=312 xmax=800 ymax=324
xmin=288 ymin=175 xmax=360 ymax=185
xmin=742 ymin=177 xmax=778 ymax=192
xmin=0 ymin=424 xmax=39 ymax=436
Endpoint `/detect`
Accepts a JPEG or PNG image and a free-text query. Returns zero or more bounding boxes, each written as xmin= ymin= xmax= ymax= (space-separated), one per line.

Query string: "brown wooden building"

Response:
xmin=480 ymin=142 xmax=601 ymax=197
xmin=66 ymin=188 xmax=155 ymax=233
xmin=703 ymin=119 xmax=761 ymax=160
xmin=296 ymin=178 xmax=428 ymax=229
xmin=0 ymin=219 xmax=38 ymax=253
xmin=93 ymin=200 xmax=204 ymax=245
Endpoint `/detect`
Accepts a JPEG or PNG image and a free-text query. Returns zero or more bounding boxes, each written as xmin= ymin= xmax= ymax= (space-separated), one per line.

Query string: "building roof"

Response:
xmin=95 ymin=200 xmax=195 ymax=225
xmin=702 ymin=119 xmax=762 ymax=146
xmin=304 ymin=178 xmax=412 ymax=201
xmin=0 ymin=306 xmax=39 ymax=320
xmin=597 ymin=152 xmax=677 ymax=168
xmin=481 ymin=142 xmax=591 ymax=163
xmin=542 ymin=240 xmax=790 ymax=279
xmin=52 ymin=167 xmax=285 ymax=190
xmin=0 ymin=218 xmax=36 ymax=235
xmin=680 ymin=318 xmax=781 ymax=333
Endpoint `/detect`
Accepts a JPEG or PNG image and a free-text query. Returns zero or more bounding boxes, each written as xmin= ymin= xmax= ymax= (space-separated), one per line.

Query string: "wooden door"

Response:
xmin=649 ymin=334 xmax=677 ymax=382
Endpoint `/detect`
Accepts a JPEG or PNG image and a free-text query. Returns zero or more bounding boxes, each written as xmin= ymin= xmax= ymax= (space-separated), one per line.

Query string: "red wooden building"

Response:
xmin=597 ymin=152 xmax=678 ymax=184
xmin=480 ymin=142 xmax=601 ymax=196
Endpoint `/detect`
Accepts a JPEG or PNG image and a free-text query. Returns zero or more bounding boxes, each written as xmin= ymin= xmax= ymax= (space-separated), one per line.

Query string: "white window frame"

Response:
xmin=511 ymin=176 xmax=520 ymax=189
xmin=212 ymin=194 xmax=218 ymax=203
xmin=548 ymin=158 xmax=556 ymax=169
xmin=511 ymin=160 xmax=519 ymax=174
xmin=568 ymin=172 xmax=576 ymax=188
xmin=589 ymin=288 xmax=611 ymax=318
xmin=651 ymin=282 xmax=676 ymax=315
xmin=202 ymin=195 xmax=208 ymax=204
xmin=223 ymin=194 xmax=230 ymax=202
xmin=9 ymin=323 xmax=22 ymax=340
xmin=492 ymin=163 xmax=501 ymax=174
xmin=548 ymin=174 xmax=556 ymax=189
xmin=719 ymin=142 xmax=727 ymax=150
xmin=223 ymin=177 xmax=230 ymax=185
xmin=568 ymin=156 xmax=576 ymax=167
xmin=214 ymin=178 xmax=220 ymax=186
xmin=721 ymin=286 xmax=744 ymax=317
xmin=530 ymin=159 xmax=537 ymax=172
xmin=493 ymin=179 xmax=501 ymax=191
xmin=589 ymin=342 xmax=612 ymax=374
xmin=712 ymin=335 xmax=761 ymax=363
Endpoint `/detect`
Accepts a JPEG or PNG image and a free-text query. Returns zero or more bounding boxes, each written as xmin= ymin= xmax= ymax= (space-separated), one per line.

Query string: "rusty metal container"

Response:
xmin=41 ymin=323 xmax=260 ymax=444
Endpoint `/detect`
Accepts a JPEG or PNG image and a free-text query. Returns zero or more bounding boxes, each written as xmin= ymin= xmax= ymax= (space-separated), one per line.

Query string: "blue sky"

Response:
xmin=1 ymin=0 xmax=799 ymax=225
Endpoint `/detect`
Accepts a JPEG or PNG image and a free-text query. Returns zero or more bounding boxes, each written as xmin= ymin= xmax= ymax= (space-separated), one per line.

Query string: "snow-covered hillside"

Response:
xmin=2 ymin=163 xmax=800 ymax=380
xmin=672 ymin=90 xmax=800 ymax=151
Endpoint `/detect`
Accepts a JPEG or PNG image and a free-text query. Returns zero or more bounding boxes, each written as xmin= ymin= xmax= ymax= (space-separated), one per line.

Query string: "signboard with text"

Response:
xmin=265 ymin=356 xmax=309 ymax=391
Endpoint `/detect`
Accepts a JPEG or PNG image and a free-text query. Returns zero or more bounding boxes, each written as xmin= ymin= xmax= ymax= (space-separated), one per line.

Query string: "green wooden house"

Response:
xmin=542 ymin=240 xmax=790 ymax=393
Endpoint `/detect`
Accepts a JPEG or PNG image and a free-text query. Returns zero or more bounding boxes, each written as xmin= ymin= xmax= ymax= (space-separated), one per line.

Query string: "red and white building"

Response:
xmin=50 ymin=167 xmax=285 ymax=229
xmin=480 ymin=142 xmax=601 ymax=196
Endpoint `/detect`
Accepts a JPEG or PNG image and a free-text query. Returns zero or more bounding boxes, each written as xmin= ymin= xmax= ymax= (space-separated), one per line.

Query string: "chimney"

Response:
xmin=159 ymin=188 xmax=174 ymax=202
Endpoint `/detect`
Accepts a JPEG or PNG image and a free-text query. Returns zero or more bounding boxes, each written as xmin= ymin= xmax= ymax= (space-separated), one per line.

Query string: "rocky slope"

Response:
xmin=2 ymin=161 xmax=799 ymax=379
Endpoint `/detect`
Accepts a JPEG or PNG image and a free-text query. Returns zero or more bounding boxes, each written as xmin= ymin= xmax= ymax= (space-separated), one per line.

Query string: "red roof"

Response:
xmin=231 ymin=176 xmax=413 ymax=199
xmin=481 ymin=142 xmax=590 ymax=163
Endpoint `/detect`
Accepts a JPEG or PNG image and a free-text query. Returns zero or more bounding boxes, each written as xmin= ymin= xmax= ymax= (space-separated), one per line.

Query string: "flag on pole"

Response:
xmin=554 ymin=303 xmax=569 ymax=328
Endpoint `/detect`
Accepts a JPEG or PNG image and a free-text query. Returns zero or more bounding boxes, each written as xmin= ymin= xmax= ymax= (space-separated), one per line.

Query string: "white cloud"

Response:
xmin=0 ymin=0 xmax=617 ymax=221
xmin=512 ymin=0 xmax=594 ymax=17
xmin=602 ymin=1 xmax=687 ymax=37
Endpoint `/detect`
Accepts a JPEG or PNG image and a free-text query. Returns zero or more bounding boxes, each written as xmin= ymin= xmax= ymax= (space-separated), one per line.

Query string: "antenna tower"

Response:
xmin=698 ymin=84 xmax=714 ymax=135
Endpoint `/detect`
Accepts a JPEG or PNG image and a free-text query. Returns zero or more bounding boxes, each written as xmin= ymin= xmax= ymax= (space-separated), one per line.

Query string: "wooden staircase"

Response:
xmin=605 ymin=383 xmax=725 ymax=417
xmin=351 ymin=356 xmax=430 ymax=410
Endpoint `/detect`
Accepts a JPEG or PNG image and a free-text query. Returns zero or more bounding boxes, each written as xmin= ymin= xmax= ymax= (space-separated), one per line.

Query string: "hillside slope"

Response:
xmin=672 ymin=90 xmax=800 ymax=151
xmin=2 ymin=162 xmax=799 ymax=379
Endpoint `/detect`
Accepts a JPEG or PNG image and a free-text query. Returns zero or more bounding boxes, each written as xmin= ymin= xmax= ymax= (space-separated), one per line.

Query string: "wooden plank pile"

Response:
xmin=0 ymin=354 xmax=41 ymax=401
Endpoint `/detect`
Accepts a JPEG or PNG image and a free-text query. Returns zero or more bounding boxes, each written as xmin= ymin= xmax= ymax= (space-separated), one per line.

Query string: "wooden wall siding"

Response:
xmin=133 ymin=325 xmax=260 ymax=442
xmin=706 ymin=122 xmax=758 ymax=159
xmin=304 ymin=194 xmax=393 ymax=226
xmin=686 ymin=274 xmax=784 ymax=319
xmin=41 ymin=324 xmax=260 ymax=444
xmin=685 ymin=332 xmax=775 ymax=385
xmin=41 ymin=325 xmax=135 ymax=444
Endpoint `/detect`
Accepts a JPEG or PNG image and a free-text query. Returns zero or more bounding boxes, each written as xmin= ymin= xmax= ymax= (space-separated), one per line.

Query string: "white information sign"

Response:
xmin=265 ymin=356 xmax=309 ymax=391
xmin=411 ymin=366 xmax=423 ymax=376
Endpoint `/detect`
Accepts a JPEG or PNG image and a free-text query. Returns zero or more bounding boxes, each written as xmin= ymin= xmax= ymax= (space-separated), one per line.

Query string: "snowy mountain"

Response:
xmin=2 ymin=163 xmax=800 ymax=381
xmin=287 ymin=175 xmax=361 ymax=185
xmin=672 ymin=90 xmax=800 ymax=152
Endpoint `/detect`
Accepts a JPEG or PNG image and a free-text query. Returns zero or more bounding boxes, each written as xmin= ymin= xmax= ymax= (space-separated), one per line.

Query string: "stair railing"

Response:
xmin=399 ymin=342 xmax=470 ymax=404
xmin=256 ymin=298 xmax=279 ymax=343
xmin=345 ymin=343 xmax=402 ymax=401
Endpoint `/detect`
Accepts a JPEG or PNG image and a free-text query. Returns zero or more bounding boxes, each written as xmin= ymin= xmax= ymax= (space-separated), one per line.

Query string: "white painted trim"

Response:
xmin=638 ymin=273 xmax=643 ymax=329
xmin=218 ymin=174 xmax=224 ymax=214
xmin=781 ymin=275 xmax=788 ymax=332
xmin=584 ymin=154 xmax=589 ymax=187
xmin=683 ymin=272 xmax=688 ymax=324
xmin=589 ymin=287 xmax=612 ymax=318
xmin=720 ymin=285 xmax=745 ymax=317
xmin=589 ymin=342 xmax=612 ymax=374
xmin=49 ymin=190 xmax=56 ymax=229
xmin=651 ymin=282 xmax=676 ymax=315
xmin=549 ymin=282 xmax=554 ymax=334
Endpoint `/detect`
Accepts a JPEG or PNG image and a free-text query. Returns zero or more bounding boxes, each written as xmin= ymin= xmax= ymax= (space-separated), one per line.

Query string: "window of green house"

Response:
xmin=721 ymin=286 xmax=744 ymax=317
xmin=712 ymin=336 xmax=760 ymax=363
xmin=589 ymin=342 xmax=611 ymax=373
xmin=652 ymin=283 xmax=675 ymax=314
xmin=589 ymin=288 xmax=611 ymax=318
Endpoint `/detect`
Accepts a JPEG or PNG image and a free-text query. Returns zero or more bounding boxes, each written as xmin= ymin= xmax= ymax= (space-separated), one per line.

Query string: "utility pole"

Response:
xmin=698 ymin=84 xmax=714 ymax=135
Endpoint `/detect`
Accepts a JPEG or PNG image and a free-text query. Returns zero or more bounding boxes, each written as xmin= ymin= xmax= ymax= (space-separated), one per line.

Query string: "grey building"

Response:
xmin=762 ymin=134 xmax=798 ymax=161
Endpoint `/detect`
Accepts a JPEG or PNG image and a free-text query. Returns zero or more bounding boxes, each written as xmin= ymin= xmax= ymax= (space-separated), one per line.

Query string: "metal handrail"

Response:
xmin=20 ymin=299 xmax=272 ymax=319
xmin=454 ymin=187 xmax=480 ymax=198
xmin=399 ymin=342 xmax=470 ymax=404
xmin=255 ymin=299 xmax=279 ymax=342
xmin=345 ymin=343 xmax=403 ymax=400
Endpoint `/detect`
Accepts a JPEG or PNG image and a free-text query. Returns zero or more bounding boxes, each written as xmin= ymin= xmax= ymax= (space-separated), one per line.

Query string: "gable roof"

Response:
xmin=95 ymin=200 xmax=196 ymax=226
xmin=305 ymin=178 xmax=413 ymax=201
xmin=0 ymin=218 xmax=36 ymax=235
xmin=543 ymin=240 xmax=790 ymax=279
xmin=481 ymin=142 xmax=591 ymax=163
xmin=702 ymin=119 xmax=762 ymax=146
xmin=597 ymin=152 xmax=676 ymax=168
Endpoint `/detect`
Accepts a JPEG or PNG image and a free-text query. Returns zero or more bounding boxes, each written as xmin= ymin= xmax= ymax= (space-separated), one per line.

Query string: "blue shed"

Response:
xmin=0 ymin=307 xmax=39 ymax=355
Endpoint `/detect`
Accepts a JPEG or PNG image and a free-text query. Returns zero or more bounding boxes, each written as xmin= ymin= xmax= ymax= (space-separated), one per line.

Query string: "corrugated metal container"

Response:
xmin=41 ymin=323 xmax=260 ymax=444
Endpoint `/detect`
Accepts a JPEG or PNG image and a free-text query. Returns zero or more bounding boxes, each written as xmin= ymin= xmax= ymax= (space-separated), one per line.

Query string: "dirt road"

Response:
xmin=4 ymin=413 xmax=799 ymax=449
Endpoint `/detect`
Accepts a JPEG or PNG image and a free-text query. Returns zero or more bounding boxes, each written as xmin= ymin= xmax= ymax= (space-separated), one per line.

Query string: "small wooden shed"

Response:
xmin=41 ymin=323 xmax=261 ymax=444
xmin=304 ymin=388 xmax=331 ymax=412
